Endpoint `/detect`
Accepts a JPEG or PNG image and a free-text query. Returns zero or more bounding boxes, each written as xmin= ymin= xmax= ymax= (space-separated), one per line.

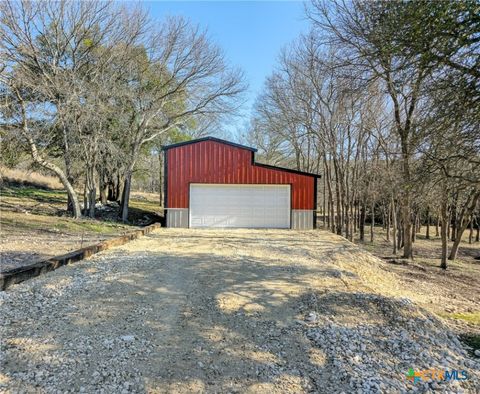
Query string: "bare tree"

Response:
xmin=1 ymin=1 xmax=245 ymax=223
xmin=114 ymin=17 xmax=246 ymax=222
xmin=307 ymin=0 xmax=447 ymax=258
xmin=0 ymin=0 xmax=146 ymax=218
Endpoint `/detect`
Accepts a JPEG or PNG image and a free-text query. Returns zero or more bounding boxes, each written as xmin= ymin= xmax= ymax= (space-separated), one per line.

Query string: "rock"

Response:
xmin=305 ymin=312 xmax=318 ymax=323
xmin=120 ymin=335 xmax=135 ymax=343
xmin=302 ymin=294 xmax=480 ymax=393
xmin=474 ymin=349 xmax=480 ymax=357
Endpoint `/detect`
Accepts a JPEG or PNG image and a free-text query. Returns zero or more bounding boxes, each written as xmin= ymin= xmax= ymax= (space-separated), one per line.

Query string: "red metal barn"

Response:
xmin=162 ymin=137 xmax=320 ymax=229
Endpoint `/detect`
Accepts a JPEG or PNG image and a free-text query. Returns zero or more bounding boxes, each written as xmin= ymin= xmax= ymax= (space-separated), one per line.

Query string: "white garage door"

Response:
xmin=189 ymin=184 xmax=291 ymax=228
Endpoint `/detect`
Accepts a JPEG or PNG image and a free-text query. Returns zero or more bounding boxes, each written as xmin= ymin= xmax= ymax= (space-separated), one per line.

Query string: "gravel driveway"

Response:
xmin=1 ymin=229 xmax=479 ymax=393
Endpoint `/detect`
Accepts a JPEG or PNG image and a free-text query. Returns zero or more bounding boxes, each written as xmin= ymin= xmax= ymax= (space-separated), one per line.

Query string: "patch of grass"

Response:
xmin=0 ymin=209 xmax=131 ymax=235
xmin=54 ymin=219 xmax=130 ymax=234
xmin=1 ymin=184 xmax=163 ymax=231
xmin=129 ymin=198 xmax=161 ymax=214
xmin=439 ymin=312 xmax=480 ymax=326
xmin=1 ymin=186 xmax=67 ymax=204
xmin=128 ymin=196 xmax=163 ymax=224
xmin=2 ymin=185 xmax=161 ymax=209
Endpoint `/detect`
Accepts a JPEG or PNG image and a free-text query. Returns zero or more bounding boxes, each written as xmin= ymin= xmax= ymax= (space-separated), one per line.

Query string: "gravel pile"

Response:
xmin=302 ymin=293 xmax=480 ymax=394
xmin=0 ymin=253 xmax=151 ymax=394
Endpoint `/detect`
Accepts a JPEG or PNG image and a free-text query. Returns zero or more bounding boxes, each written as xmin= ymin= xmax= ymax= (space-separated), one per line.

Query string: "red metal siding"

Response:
xmin=167 ymin=140 xmax=315 ymax=209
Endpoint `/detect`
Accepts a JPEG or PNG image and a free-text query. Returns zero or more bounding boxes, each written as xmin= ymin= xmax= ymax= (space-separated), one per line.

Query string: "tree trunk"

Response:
xmin=426 ymin=207 xmax=430 ymax=239
xmin=83 ymin=183 xmax=88 ymax=216
xmin=476 ymin=216 xmax=480 ymax=242
xmin=119 ymin=157 xmax=138 ymax=223
xmin=392 ymin=198 xmax=397 ymax=254
xmin=326 ymin=194 xmax=330 ymax=229
xmin=352 ymin=202 xmax=356 ymax=233
xmin=354 ymin=201 xmax=358 ymax=233
xmin=448 ymin=192 xmax=480 ymax=261
xmin=399 ymin=133 xmax=413 ymax=258
xmin=120 ymin=170 xmax=133 ymax=223
xmin=451 ymin=219 xmax=456 ymax=242
xmin=117 ymin=173 xmax=124 ymax=203
xmin=323 ymin=155 xmax=335 ymax=233
xmin=88 ymin=187 xmax=96 ymax=218
xmin=447 ymin=211 xmax=451 ymax=239
xmin=402 ymin=200 xmax=413 ymax=258
xmin=435 ymin=216 xmax=439 ymax=237
xmin=359 ymin=201 xmax=366 ymax=242
xmin=159 ymin=148 xmax=164 ymax=207
xmin=344 ymin=201 xmax=350 ymax=240
xmin=107 ymin=183 xmax=116 ymax=201
xmin=370 ymin=200 xmax=375 ymax=242
xmin=386 ymin=202 xmax=391 ymax=242
xmin=333 ymin=160 xmax=342 ymax=236
xmin=451 ymin=195 xmax=457 ymax=242
xmin=347 ymin=202 xmax=352 ymax=238
xmin=62 ymin=124 xmax=76 ymax=214
xmin=100 ymin=184 xmax=108 ymax=205
xmin=87 ymin=169 xmax=96 ymax=218
xmin=411 ymin=212 xmax=416 ymax=243
xmin=335 ymin=191 xmax=342 ymax=236
xmin=24 ymin=131 xmax=81 ymax=218
xmin=357 ymin=202 xmax=361 ymax=233
xmin=440 ymin=195 xmax=449 ymax=269
xmin=469 ymin=215 xmax=473 ymax=244
xmin=330 ymin=196 xmax=335 ymax=233
xmin=411 ymin=218 xmax=416 ymax=243
xmin=323 ymin=173 xmax=327 ymax=228
xmin=397 ymin=217 xmax=403 ymax=250
xmin=99 ymin=168 xmax=108 ymax=205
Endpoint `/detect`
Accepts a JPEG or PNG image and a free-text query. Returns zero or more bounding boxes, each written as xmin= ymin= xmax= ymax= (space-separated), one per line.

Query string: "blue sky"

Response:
xmin=146 ymin=1 xmax=309 ymax=137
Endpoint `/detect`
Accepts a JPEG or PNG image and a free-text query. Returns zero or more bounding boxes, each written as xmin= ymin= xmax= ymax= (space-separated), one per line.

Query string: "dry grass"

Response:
xmin=129 ymin=191 xmax=162 ymax=214
xmin=355 ymin=225 xmax=478 ymax=261
xmin=345 ymin=226 xmax=480 ymax=337
xmin=308 ymin=227 xmax=480 ymax=352
xmin=0 ymin=185 xmax=161 ymax=272
xmin=131 ymin=191 xmax=162 ymax=204
xmin=0 ymin=166 xmax=63 ymax=190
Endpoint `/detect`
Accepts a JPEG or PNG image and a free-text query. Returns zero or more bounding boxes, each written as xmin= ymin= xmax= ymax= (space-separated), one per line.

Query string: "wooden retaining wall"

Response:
xmin=0 ymin=222 xmax=162 ymax=291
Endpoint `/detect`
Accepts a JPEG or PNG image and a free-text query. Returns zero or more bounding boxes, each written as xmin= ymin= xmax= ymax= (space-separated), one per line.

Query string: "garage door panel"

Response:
xmin=189 ymin=184 xmax=290 ymax=228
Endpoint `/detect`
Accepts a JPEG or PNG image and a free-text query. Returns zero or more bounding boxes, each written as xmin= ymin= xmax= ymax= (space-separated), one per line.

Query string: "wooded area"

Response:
xmin=0 ymin=0 xmax=245 ymax=221
xmin=245 ymin=0 xmax=480 ymax=268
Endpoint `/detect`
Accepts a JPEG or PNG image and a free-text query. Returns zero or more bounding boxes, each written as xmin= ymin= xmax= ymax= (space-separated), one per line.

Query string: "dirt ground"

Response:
xmin=1 ymin=229 xmax=478 ymax=393
xmin=0 ymin=187 xmax=162 ymax=272
xmin=352 ymin=226 xmax=480 ymax=337
xmin=0 ymin=216 xmax=120 ymax=272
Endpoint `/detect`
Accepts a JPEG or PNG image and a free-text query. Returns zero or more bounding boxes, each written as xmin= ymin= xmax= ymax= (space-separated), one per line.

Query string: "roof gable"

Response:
xmin=162 ymin=136 xmax=257 ymax=152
